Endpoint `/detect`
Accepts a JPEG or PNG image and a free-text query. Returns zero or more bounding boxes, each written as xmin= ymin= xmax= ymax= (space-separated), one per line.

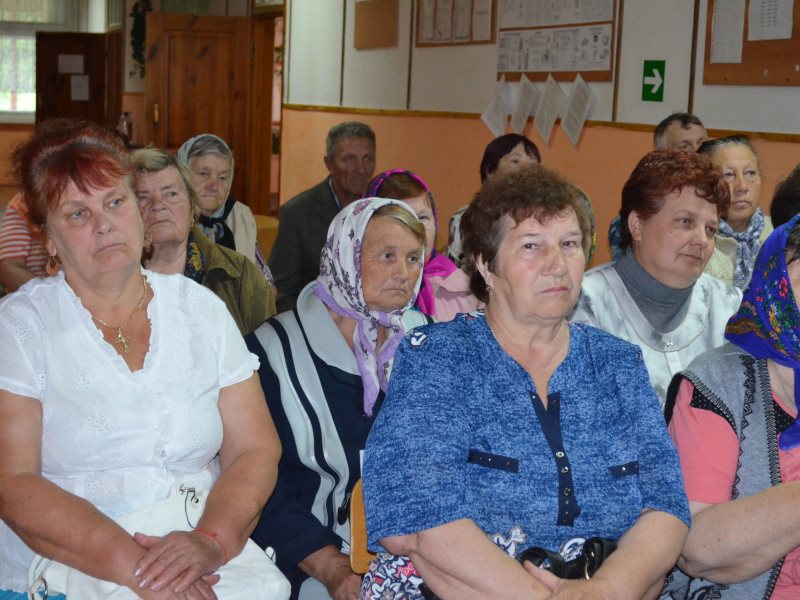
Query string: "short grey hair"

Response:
xmin=697 ymin=134 xmax=761 ymax=172
xmin=176 ymin=133 xmax=234 ymax=172
xmin=131 ymin=146 xmax=200 ymax=221
xmin=653 ymin=113 xmax=705 ymax=149
xmin=326 ymin=121 xmax=376 ymax=158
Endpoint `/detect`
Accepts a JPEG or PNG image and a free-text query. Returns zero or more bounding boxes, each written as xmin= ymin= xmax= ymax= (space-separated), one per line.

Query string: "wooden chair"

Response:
xmin=254 ymin=214 xmax=280 ymax=259
xmin=350 ymin=479 xmax=377 ymax=573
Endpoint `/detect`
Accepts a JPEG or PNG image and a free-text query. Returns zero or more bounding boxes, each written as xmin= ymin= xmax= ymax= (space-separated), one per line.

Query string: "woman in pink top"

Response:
xmin=0 ymin=193 xmax=49 ymax=292
xmin=366 ymin=169 xmax=481 ymax=322
xmin=664 ymin=214 xmax=800 ymax=599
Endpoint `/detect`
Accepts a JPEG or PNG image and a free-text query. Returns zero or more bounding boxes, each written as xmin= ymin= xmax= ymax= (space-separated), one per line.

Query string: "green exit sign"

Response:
xmin=642 ymin=60 xmax=665 ymax=102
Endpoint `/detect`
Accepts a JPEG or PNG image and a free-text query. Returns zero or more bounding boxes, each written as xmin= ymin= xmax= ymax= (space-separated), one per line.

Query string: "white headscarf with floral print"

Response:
xmin=314 ymin=197 xmax=424 ymax=416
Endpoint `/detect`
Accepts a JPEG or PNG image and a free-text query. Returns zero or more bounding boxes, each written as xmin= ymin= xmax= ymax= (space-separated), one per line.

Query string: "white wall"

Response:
xmin=341 ymin=0 xmax=412 ymax=109
xmin=285 ymin=0 xmax=344 ymax=106
xmin=692 ymin=0 xmax=800 ymax=134
xmin=285 ymin=0 xmax=800 ymax=134
xmin=615 ymin=0 xmax=695 ymax=124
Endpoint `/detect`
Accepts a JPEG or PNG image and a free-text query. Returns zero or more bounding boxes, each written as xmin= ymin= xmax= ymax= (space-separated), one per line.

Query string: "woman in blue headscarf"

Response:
xmin=665 ymin=213 xmax=800 ymax=600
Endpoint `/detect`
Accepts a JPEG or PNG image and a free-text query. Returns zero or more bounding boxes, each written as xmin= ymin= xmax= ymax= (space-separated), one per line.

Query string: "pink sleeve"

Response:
xmin=668 ymin=378 xmax=739 ymax=504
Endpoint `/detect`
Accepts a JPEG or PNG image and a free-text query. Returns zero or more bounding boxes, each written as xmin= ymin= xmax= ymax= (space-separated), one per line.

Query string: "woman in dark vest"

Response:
xmin=665 ymin=214 xmax=800 ymax=599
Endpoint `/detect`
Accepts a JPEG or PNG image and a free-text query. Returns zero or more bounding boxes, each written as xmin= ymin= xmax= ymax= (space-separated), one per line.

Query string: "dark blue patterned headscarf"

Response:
xmin=725 ymin=213 xmax=800 ymax=450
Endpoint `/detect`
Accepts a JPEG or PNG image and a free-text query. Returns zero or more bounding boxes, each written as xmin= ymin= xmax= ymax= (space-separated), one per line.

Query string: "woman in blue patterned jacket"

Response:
xmin=361 ymin=165 xmax=690 ymax=599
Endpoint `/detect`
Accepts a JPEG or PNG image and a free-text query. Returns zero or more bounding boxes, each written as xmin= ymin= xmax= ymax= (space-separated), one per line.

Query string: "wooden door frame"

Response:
xmin=248 ymin=16 xmax=275 ymax=217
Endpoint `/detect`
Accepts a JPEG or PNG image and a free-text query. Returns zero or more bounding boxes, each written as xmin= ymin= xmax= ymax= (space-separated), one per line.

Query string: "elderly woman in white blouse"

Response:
xmin=0 ymin=120 xmax=283 ymax=599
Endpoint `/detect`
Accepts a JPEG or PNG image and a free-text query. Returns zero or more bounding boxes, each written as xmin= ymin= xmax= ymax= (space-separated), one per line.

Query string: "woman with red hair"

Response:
xmin=572 ymin=149 xmax=742 ymax=408
xmin=0 ymin=120 xmax=285 ymax=599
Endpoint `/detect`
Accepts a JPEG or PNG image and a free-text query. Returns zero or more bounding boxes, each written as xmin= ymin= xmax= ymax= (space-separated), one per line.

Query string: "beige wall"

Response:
xmin=280 ymin=107 xmax=800 ymax=267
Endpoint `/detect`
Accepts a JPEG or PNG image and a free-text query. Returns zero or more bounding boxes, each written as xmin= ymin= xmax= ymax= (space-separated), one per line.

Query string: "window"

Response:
xmin=0 ymin=0 xmax=80 ymax=122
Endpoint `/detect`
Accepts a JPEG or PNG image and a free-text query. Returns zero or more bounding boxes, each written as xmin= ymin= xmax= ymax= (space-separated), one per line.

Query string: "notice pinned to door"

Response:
xmin=70 ymin=75 xmax=90 ymax=101
xmin=58 ymin=54 xmax=84 ymax=74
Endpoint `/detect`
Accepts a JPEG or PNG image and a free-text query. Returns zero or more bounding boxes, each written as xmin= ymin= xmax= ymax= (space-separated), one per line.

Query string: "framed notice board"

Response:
xmin=496 ymin=0 xmax=616 ymax=82
xmin=704 ymin=0 xmax=800 ymax=86
xmin=416 ymin=0 xmax=497 ymax=47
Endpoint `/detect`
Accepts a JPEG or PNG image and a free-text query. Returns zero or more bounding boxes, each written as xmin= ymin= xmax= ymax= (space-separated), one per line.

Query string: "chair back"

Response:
xmin=350 ymin=479 xmax=377 ymax=573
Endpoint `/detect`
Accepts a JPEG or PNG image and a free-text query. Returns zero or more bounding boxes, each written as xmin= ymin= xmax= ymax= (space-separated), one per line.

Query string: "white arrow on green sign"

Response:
xmin=642 ymin=60 xmax=665 ymax=102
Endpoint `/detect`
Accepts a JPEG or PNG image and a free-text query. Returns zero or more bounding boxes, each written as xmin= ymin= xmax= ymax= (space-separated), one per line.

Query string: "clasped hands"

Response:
xmin=131 ymin=530 xmax=226 ymax=600
xmin=522 ymin=561 xmax=616 ymax=600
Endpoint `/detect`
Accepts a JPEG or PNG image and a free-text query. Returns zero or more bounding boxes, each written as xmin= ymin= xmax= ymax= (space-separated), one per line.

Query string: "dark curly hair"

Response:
xmin=619 ymin=149 xmax=730 ymax=251
xmin=461 ymin=165 xmax=593 ymax=303
xmin=479 ymin=134 xmax=541 ymax=183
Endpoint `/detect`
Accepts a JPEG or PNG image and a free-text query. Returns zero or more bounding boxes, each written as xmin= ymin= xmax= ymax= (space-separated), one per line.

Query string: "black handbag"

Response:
xmin=516 ymin=537 xmax=618 ymax=580
xmin=418 ymin=537 xmax=617 ymax=599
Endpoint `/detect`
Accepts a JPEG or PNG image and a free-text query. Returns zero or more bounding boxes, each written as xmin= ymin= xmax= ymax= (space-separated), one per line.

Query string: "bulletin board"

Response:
xmin=704 ymin=0 xmax=800 ymax=86
xmin=355 ymin=0 xmax=399 ymax=49
xmin=415 ymin=0 xmax=497 ymax=47
xmin=496 ymin=0 xmax=617 ymax=83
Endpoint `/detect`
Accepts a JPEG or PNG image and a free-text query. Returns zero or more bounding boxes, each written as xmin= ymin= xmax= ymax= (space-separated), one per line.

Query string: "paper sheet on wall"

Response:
xmin=70 ymin=75 xmax=89 ymax=101
xmin=561 ymin=74 xmax=596 ymax=147
xmin=435 ymin=0 xmax=454 ymax=42
xmin=499 ymin=0 xmax=613 ymax=29
xmin=533 ymin=75 xmax=565 ymax=145
xmin=748 ymin=0 xmax=793 ymax=40
xmin=481 ymin=77 xmax=508 ymax=138
xmin=498 ymin=24 xmax=613 ymax=73
xmin=453 ymin=0 xmax=471 ymax=41
xmin=710 ymin=0 xmax=745 ymax=63
xmin=511 ymin=75 xmax=540 ymax=133
xmin=420 ymin=0 xmax=435 ymax=42
xmin=472 ymin=0 xmax=493 ymax=42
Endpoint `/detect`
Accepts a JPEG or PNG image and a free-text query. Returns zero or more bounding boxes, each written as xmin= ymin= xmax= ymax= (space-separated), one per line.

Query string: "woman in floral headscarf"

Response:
xmin=245 ymin=198 xmax=428 ymax=600
xmin=664 ymin=214 xmax=800 ymax=600
xmin=366 ymin=169 xmax=481 ymax=322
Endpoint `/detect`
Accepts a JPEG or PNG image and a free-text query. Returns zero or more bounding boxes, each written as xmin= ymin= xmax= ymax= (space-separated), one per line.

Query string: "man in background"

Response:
xmin=653 ymin=112 xmax=708 ymax=153
xmin=269 ymin=121 xmax=376 ymax=312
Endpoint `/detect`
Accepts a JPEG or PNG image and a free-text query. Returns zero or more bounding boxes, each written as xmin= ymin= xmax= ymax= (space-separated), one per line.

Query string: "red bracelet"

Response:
xmin=195 ymin=528 xmax=229 ymax=565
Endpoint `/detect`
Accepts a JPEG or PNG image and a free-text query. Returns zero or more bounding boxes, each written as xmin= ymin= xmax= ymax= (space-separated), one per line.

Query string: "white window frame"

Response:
xmin=0 ymin=2 xmax=85 ymax=124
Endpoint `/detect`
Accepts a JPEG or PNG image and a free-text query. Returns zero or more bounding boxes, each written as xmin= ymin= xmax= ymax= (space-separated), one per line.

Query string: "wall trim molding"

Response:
xmin=282 ymin=103 xmax=800 ymax=143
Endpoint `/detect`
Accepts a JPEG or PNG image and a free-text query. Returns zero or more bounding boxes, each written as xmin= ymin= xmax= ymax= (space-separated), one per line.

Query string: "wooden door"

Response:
xmin=145 ymin=13 xmax=252 ymax=202
xmin=35 ymin=32 xmax=107 ymax=126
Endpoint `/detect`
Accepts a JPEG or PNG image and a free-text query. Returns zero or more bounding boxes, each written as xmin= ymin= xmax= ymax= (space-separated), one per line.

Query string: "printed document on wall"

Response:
xmin=534 ymin=75 xmax=565 ymax=145
xmin=497 ymin=25 xmax=612 ymax=73
xmin=562 ymin=74 xmax=596 ymax=147
xmin=472 ymin=0 xmax=493 ymax=41
xmin=748 ymin=0 xmax=793 ymax=40
xmin=511 ymin=75 xmax=540 ymax=133
xmin=710 ymin=0 xmax=745 ymax=63
xmin=420 ymin=0 xmax=435 ymax=43
xmin=453 ymin=0 xmax=471 ymax=41
xmin=481 ymin=77 xmax=508 ymax=138
xmin=435 ymin=0 xmax=454 ymax=41
xmin=499 ymin=0 xmax=613 ymax=29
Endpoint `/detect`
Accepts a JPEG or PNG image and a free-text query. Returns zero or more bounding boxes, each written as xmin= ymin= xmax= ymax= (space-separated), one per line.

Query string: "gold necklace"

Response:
xmin=92 ymin=275 xmax=148 ymax=354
